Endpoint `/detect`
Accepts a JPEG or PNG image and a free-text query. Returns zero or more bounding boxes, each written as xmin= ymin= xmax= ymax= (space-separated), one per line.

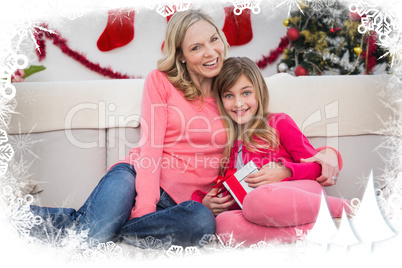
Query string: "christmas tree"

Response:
xmin=277 ymin=1 xmax=391 ymax=76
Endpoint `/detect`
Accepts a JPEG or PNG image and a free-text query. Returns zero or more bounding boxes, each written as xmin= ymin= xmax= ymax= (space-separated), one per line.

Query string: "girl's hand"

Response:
xmin=244 ymin=162 xmax=292 ymax=188
xmin=300 ymin=148 xmax=339 ymax=187
xmin=202 ymin=187 xmax=236 ymax=216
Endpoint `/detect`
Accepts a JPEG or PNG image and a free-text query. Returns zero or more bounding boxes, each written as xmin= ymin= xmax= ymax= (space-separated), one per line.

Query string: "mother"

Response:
xmin=31 ymin=9 xmax=340 ymax=248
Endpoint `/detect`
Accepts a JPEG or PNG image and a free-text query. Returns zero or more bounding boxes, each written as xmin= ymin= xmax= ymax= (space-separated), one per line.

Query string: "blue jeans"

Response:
xmin=30 ymin=163 xmax=215 ymax=248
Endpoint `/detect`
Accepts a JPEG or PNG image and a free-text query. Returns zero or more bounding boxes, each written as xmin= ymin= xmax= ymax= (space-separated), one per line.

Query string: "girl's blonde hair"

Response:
xmin=157 ymin=9 xmax=229 ymax=101
xmin=214 ymin=57 xmax=279 ymax=171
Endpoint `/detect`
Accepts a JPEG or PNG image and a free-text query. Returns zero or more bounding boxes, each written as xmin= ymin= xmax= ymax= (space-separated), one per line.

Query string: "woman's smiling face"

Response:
xmin=181 ymin=19 xmax=225 ymax=84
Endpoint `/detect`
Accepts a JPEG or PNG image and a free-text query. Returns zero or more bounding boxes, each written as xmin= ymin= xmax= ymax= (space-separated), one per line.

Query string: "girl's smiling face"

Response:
xmin=181 ymin=20 xmax=225 ymax=84
xmin=221 ymin=74 xmax=258 ymax=126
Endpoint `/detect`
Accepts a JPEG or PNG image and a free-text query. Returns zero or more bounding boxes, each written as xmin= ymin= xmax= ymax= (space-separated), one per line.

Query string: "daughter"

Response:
xmin=211 ymin=57 xmax=350 ymax=245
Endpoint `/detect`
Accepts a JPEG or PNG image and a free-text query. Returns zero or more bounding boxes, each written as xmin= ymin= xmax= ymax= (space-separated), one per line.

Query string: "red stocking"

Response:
xmin=97 ymin=8 xmax=135 ymax=52
xmin=222 ymin=6 xmax=253 ymax=46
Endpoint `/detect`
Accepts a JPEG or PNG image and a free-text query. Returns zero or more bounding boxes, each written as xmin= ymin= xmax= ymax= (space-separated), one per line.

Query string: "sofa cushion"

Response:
xmin=16 ymin=129 xmax=107 ymax=208
xmin=10 ymin=79 xmax=144 ymax=134
xmin=266 ymin=73 xmax=396 ymax=137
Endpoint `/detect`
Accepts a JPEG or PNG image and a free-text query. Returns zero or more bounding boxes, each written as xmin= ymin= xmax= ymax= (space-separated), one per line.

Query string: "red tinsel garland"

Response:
xmin=34 ymin=24 xmax=287 ymax=78
xmin=34 ymin=24 xmax=140 ymax=79
xmin=361 ymin=32 xmax=377 ymax=74
xmin=256 ymin=36 xmax=289 ymax=69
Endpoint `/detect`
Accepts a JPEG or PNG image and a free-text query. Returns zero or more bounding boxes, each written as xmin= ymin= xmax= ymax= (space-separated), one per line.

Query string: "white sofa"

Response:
xmin=8 ymin=73 xmax=400 ymax=209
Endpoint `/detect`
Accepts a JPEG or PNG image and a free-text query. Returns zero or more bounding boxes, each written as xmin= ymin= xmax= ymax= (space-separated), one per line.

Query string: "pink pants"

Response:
xmin=215 ymin=180 xmax=350 ymax=245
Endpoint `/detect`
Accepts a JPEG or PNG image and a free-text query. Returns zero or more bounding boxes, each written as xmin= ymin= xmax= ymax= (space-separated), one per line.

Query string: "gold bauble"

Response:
xmin=354 ymin=46 xmax=362 ymax=55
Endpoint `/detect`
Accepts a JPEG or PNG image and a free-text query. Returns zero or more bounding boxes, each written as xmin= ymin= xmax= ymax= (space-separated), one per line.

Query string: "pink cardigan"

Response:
xmin=192 ymin=113 xmax=343 ymax=203
xmin=115 ymin=69 xmax=227 ymax=219
xmin=228 ymin=113 xmax=321 ymax=179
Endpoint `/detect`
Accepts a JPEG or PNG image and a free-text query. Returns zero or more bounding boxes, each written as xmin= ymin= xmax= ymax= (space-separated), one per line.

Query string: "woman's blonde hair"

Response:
xmin=157 ymin=9 xmax=229 ymax=101
xmin=214 ymin=57 xmax=279 ymax=171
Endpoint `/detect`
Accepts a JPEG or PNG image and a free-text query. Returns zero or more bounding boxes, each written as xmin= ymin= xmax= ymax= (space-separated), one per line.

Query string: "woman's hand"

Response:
xmin=300 ymin=148 xmax=339 ymax=186
xmin=244 ymin=162 xmax=292 ymax=188
xmin=202 ymin=187 xmax=236 ymax=216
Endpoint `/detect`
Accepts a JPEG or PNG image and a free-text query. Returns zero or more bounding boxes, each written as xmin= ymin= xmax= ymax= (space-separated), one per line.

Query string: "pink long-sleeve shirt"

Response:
xmin=192 ymin=113 xmax=343 ymax=204
xmin=228 ymin=113 xmax=321 ymax=180
xmin=118 ymin=69 xmax=227 ymax=219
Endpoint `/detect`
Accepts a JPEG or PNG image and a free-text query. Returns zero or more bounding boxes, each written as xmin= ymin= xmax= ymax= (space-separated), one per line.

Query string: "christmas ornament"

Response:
xmin=348 ymin=11 xmax=361 ymax=21
xmin=222 ymin=6 xmax=253 ymax=46
xmin=97 ymin=8 xmax=135 ymax=52
xmin=34 ymin=24 xmax=140 ymax=79
xmin=295 ymin=65 xmax=308 ymax=76
xmin=286 ymin=28 xmax=300 ymax=41
xmin=354 ymin=46 xmax=362 ymax=55
xmin=330 ymin=27 xmax=341 ymax=33
xmin=283 ymin=19 xmax=290 ymax=27
xmin=277 ymin=62 xmax=288 ymax=73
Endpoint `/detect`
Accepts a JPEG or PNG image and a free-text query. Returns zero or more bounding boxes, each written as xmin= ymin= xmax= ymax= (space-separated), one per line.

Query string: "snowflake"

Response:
xmin=0 ymin=51 xmax=29 ymax=78
xmin=156 ymin=4 xmax=175 ymax=17
xmin=1 ymin=158 xmax=37 ymax=197
xmin=275 ymin=0 xmax=305 ymax=17
xmin=0 ymin=143 xmax=14 ymax=163
xmin=374 ymin=74 xmax=399 ymax=96
xmin=1 ymin=50 xmax=29 ymax=89
xmin=0 ymin=185 xmax=43 ymax=239
xmin=33 ymin=217 xmax=65 ymax=248
xmin=72 ymin=241 xmax=124 ymax=263
xmin=214 ymin=232 xmax=245 ymax=251
xmin=349 ymin=1 xmax=397 ymax=43
xmin=165 ymin=245 xmax=184 ymax=258
xmin=61 ymin=9 xmax=85 ymax=21
xmin=61 ymin=227 xmax=90 ymax=251
xmin=96 ymin=241 xmax=123 ymax=259
xmin=0 ymin=129 xmax=8 ymax=144
xmin=156 ymin=2 xmax=191 ymax=17
xmin=183 ymin=246 xmax=201 ymax=257
xmin=225 ymin=0 xmax=262 ymax=15
xmin=248 ymin=240 xmax=274 ymax=250
xmin=0 ymin=65 xmax=20 ymax=100
xmin=123 ymin=235 xmax=166 ymax=260
xmin=175 ymin=2 xmax=192 ymax=12
xmin=19 ymin=89 xmax=38 ymax=105
xmin=305 ymin=0 xmax=336 ymax=18
xmin=354 ymin=175 xmax=369 ymax=190
xmin=374 ymin=101 xmax=402 ymax=137
xmin=12 ymin=21 xmax=57 ymax=55
xmin=164 ymin=244 xmax=201 ymax=259
xmin=109 ymin=8 xmax=134 ymax=27
xmin=47 ymin=1 xmax=86 ymax=20
xmin=370 ymin=91 xmax=402 ymax=226
xmin=0 ymin=92 xmax=17 ymax=128
xmin=11 ymin=36 xmax=38 ymax=65
xmin=8 ymin=121 xmax=46 ymax=160
xmin=198 ymin=233 xmax=216 ymax=247
xmin=71 ymin=248 xmax=99 ymax=263
xmin=294 ymin=227 xmax=307 ymax=240
xmin=0 ymin=161 xmax=8 ymax=175
xmin=137 ymin=235 xmax=164 ymax=250
xmin=378 ymin=30 xmax=402 ymax=67
xmin=392 ymin=65 xmax=402 ymax=84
